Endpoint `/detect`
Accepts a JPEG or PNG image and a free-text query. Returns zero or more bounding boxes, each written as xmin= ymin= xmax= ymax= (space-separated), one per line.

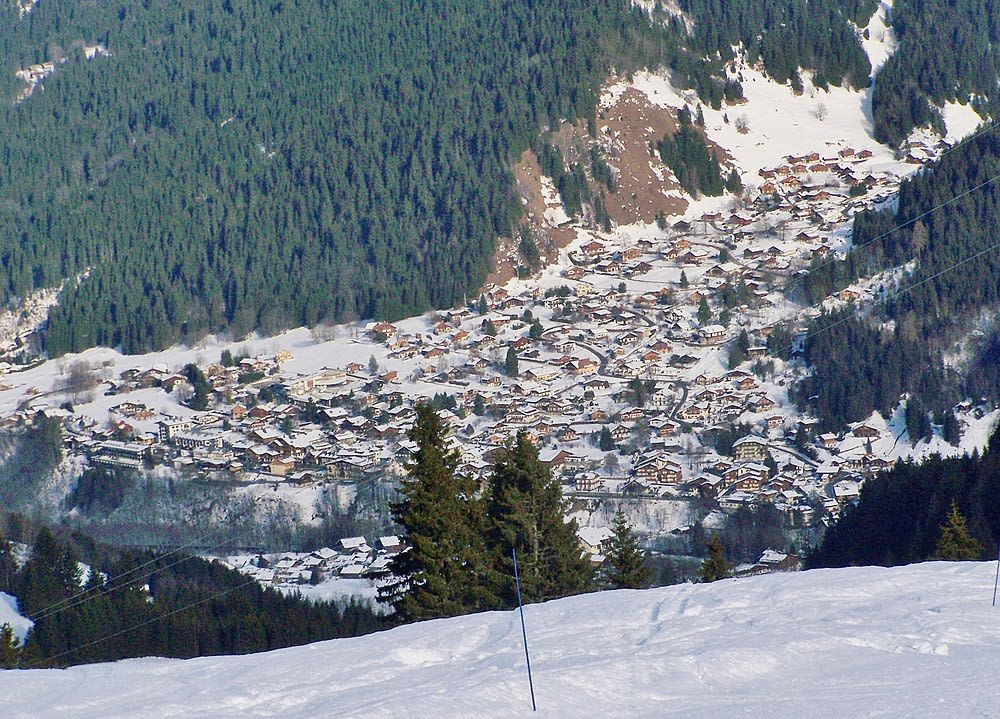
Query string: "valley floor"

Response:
xmin=3 ymin=561 xmax=999 ymax=718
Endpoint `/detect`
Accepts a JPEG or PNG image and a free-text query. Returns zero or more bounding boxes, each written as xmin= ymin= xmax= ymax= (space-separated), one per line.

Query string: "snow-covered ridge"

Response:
xmin=3 ymin=562 xmax=999 ymax=717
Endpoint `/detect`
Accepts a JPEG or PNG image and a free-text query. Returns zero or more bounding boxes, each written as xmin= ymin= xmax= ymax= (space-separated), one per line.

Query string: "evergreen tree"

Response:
xmin=529 ymin=320 xmax=544 ymax=341
xmin=183 ymin=364 xmax=211 ymax=411
xmin=379 ymin=405 xmax=497 ymax=621
xmin=505 ymin=346 xmax=519 ymax=377
xmin=486 ymin=432 xmax=592 ymax=604
xmin=700 ymin=533 xmax=730 ymax=582
xmin=943 ymin=411 xmax=961 ymax=446
xmin=934 ymin=501 xmax=984 ymax=561
xmin=602 ymin=510 xmax=651 ymax=589
xmin=599 ymin=426 xmax=616 ymax=451
xmin=0 ymin=623 xmax=22 ymax=669
xmin=697 ymin=296 xmax=712 ymax=325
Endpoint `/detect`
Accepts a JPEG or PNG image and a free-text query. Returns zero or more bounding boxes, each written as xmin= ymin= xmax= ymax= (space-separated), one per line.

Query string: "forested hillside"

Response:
xmin=808 ymin=429 xmax=1000 ymax=568
xmin=0 ymin=0 xmax=662 ymax=354
xmin=796 ymin=129 xmax=1000 ymax=429
xmin=0 ymin=0 xmax=890 ymax=355
xmin=872 ymin=0 xmax=1000 ymax=146
xmin=0 ymin=521 xmax=386 ymax=668
xmin=677 ymin=0 xmax=875 ymax=92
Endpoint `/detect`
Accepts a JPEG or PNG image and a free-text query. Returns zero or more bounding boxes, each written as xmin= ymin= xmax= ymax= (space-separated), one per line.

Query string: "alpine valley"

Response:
xmin=3 ymin=0 xmax=1000 ymax=713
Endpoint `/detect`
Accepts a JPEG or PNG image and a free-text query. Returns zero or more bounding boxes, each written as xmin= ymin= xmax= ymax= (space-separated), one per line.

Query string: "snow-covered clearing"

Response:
xmin=0 ymin=591 xmax=32 ymax=643
xmin=4 ymin=562 xmax=1000 ymax=718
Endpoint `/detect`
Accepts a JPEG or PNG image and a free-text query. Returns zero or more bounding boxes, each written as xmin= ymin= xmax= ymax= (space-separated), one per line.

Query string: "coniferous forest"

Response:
xmin=0 ymin=0 xmax=930 ymax=356
xmin=0 ymin=520 xmax=387 ymax=668
xmin=808 ymin=429 xmax=1000 ymax=568
xmin=871 ymin=0 xmax=1000 ymax=146
xmin=796 ymin=130 xmax=1000 ymax=429
xmin=0 ymin=0 xmax=667 ymax=354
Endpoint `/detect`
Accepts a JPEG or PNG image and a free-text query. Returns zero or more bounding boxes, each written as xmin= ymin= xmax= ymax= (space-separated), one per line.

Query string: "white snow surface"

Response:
xmin=0 ymin=591 xmax=32 ymax=643
xmin=5 ymin=562 xmax=1000 ymax=718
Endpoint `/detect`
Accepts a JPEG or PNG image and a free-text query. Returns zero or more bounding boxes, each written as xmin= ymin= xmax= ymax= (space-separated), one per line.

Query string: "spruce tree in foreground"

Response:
xmin=487 ymin=431 xmax=592 ymax=604
xmin=602 ymin=510 xmax=651 ymax=590
xmin=700 ymin=533 xmax=730 ymax=582
xmin=379 ymin=405 xmax=497 ymax=621
xmin=933 ymin=501 xmax=984 ymax=561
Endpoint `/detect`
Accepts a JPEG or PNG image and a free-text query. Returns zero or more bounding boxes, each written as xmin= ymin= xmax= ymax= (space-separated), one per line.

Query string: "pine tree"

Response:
xmin=933 ymin=501 xmax=984 ymax=561
xmin=700 ymin=533 xmax=729 ymax=582
xmin=486 ymin=431 xmax=592 ymax=604
xmin=697 ymin=296 xmax=712 ymax=325
xmin=379 ymin=405 xmax=498 ymax=621
xmin=599 ymin=426 xmax=616 ymax=451
xmin=602 ymin=510 xmax=651 ymax=589
xmin=0 ymin=623 xmax=22 ymax=669
xmin=505 ymin=346 xmax=519 ymax=376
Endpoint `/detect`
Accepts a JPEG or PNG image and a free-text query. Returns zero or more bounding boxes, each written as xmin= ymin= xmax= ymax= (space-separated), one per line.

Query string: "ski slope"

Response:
xmin=4 ymin=562 xmax=1000 ymax=718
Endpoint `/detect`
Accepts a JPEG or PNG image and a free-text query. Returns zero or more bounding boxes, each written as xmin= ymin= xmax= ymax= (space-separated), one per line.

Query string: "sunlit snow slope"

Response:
xmin=4 ymin=563 xmax=1000 ymax=718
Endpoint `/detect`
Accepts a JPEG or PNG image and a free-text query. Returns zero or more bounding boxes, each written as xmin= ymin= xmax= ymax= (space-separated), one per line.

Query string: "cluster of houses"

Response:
xmin=227 ymin=535 xmax=404 ymax=587
xmin=0 ymin=134 xmax=959 ymax=553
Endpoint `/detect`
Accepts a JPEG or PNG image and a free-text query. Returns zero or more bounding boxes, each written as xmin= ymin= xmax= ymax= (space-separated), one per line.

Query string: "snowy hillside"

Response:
xmin=5 ymin=562 xmax=1000 ymax=717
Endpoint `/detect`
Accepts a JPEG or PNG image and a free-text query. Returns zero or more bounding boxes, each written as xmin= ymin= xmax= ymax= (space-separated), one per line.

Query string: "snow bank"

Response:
xmin=4 ymin=562 xmax=1000 ymax=717
xmin=0 ymin=592 xmax=32 ymax=643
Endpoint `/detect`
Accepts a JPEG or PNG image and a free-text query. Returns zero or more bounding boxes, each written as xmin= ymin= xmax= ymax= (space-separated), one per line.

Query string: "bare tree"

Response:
xmin=735 ymin=115 xmax=750 ymax=134
xmin=813 ymin=102 xmax=828 ymax=122
xmin=62 ymin=361 xmax=97 ymax=403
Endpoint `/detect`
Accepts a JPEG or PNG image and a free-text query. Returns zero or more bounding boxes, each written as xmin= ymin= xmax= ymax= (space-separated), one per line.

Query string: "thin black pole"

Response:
xmin=512 ymin=546 xmax=537 ymax=712
xmin=993 ymin=539 xmax=1000 ymax=607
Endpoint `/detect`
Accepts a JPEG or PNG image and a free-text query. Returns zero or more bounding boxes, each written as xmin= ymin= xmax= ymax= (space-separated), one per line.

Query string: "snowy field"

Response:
xmin=4 ymin=562 xmax=1000 ymax=718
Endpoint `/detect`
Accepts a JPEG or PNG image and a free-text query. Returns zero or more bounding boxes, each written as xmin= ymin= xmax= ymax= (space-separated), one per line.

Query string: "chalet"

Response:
xmin=609 ymin=424 xmax=631 ymax=441
xmin=818 ymin=432 xmax=839 ymax=450
xmin=748 ymin=395 xmax=776 ymax=412
xmin=852 ymin=424 xmax=880 ymax=439
xmin=618 ymin=407 xmax=644 ymax=422
xmin=700 ymin=325 xmax=726 ymax=345
xmin=558 ymin=426 xmax=579 ymax=442
xmin=732 ymin=436 xmax=768 ymax=461
xmin=369 ymin=322 xmax=398 ymax=340
xmin=574 ymin=472 xmax=602 ymax=492
xmin=578 ymin=526 xmax=614 ymax=555
xmin=581 ymin=241 xmax=605 ymax=257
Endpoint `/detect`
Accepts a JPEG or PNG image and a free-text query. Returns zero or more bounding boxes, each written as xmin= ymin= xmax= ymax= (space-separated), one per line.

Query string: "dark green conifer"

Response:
xmin=700 ymin=533 xmax=729 ymax=582
xmin=379 ymin=405 xmax=497 ymax=621
xmin=933 ymin=501 xmax=984 ymax=561
xmin=602 ymin=510 xmax=651 ymax=589
xmin=486 ymin=432 xmax=592 ymax=604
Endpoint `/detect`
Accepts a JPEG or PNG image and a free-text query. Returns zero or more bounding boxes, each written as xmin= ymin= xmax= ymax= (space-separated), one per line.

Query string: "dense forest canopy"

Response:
xmin=795 ymin=130 xmax=1000 ymax=429
xmin=0 ymin=0 xmax=661 ymax=354
xmin=0 ymin=0 xmax=889 ymax=355
xmin=677 ymin=0 xmax=875 ymax=90
xmin=872 ymin=0 xmax=1000 ymax=146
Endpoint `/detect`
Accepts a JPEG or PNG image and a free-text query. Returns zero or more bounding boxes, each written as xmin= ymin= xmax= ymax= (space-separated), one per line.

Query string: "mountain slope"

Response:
xmin=0 ymin=0 xmax=654 ymax=354
xmin=3 ymin=562 xmax=999 ymax=717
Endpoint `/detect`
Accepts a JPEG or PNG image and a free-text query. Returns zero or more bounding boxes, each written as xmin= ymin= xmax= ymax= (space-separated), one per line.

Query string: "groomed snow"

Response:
xmin=5 ymin=562 xmax=1000 ymax=717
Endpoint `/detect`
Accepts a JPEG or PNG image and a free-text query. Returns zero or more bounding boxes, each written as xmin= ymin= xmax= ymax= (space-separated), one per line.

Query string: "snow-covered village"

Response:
xmin=0 ymin=46 xmax=994 ymax=601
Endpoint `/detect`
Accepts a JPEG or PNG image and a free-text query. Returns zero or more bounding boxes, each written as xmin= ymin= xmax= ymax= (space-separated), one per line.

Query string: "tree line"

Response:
xmin=795 ymin=130 xmax=1000 ymax=430
xmin=808 ymin=427 xmax=1000 ymax=568
xmin=379 ymin=405 xmax=650 ymax=622
xmin=0 ymin=522 xmax=387 ymax=668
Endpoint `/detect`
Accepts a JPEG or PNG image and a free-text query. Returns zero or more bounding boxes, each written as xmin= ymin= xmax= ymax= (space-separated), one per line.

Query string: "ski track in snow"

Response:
xmin=4 ymin=562 xmax=1000 ymax=718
